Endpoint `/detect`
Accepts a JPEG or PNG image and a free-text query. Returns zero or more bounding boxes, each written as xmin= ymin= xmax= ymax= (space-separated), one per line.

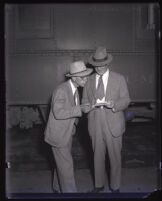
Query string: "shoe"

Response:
xmin=111 ymin=189 xmax=120 ymax=193
xmin=88 ymin=186 xmax=104 ymax=193
xmin=52 ymin=188 xmax=59 ymax=193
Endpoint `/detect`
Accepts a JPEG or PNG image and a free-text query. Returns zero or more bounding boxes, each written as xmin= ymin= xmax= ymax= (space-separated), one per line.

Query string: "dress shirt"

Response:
xmin=96 ymin=69 xmax=109 ymax=103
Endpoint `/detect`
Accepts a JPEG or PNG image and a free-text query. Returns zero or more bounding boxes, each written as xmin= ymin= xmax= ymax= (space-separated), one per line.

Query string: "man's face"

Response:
xmin=95 ymin=65 xmax=108 ymax=75
xmin=72 ymin=76 xmax=88 ymax=87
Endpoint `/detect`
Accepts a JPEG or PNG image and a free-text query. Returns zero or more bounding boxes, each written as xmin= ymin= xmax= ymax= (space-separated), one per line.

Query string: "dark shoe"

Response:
xmin=52 ymin=189 xmax=59 ymax=193
xmin=111 ymin=189 xmax=120 ymax=193
xmin=88 ymin=186 xmax=104 ymax=193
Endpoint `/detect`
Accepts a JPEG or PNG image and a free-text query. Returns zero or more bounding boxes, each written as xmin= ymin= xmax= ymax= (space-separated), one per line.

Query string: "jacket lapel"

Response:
xmin=90 ymin=73 xmax=97 ymax=99
xmin=105 ymin=71 xmax=114 ymax=101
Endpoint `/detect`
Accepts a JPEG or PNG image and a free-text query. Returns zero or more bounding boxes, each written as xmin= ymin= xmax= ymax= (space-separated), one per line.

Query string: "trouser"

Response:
xmin=51 ymin=137 xmax=77 ymax=193
xmin=90 ymin=109 xmax=122 ymax=190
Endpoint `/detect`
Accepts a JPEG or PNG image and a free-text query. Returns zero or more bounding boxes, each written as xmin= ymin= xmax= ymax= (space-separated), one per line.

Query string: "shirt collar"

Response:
xmin=96 ymin=69 xmax=109 ymax=78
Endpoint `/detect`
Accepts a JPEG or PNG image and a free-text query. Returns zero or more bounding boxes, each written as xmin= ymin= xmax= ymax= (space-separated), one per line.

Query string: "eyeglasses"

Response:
xmin=95 ymin=65 xmax=107 ymax=68
xmin=79 ymin=76 xmax=88 ymax=80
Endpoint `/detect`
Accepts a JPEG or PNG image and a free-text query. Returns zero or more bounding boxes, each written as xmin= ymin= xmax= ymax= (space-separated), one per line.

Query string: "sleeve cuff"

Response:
xmin=75 ymin=105 xmax=82 ymax=116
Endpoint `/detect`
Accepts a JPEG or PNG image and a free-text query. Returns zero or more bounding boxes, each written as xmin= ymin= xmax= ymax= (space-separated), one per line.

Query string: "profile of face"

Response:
xmin=95 ymin=65 xmax=108 ymax=75
xmin=72 ymin=76 xmax=88 ymax=87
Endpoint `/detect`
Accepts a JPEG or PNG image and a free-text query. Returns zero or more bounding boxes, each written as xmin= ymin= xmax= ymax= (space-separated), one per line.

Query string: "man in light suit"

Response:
xmin=44 ymin=61 xmax=92 ymax=193
xmin=82 ymin=47 xmax=131 ymax=193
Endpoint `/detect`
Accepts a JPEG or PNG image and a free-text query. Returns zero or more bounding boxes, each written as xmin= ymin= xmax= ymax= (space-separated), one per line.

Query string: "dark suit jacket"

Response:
xmin=44 ymin=81 xmax=82 ymax=147
xmin=82 ymin=71 xmax=131 ymax=137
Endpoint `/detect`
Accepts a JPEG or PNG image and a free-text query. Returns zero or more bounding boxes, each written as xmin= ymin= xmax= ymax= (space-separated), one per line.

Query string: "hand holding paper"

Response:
xmin=80 ymin=103 xmax=92 ymax=113
xmin=105 ymin=100 xmax=114 ymax=109
xmin=92 ymin=100 xmax=114 ymax=109
xmin=80 ymin=100 xmax=114 ymax=113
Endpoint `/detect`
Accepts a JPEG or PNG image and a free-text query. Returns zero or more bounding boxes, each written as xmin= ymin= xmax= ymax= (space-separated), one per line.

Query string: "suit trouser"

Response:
xmin=90 ymin=109 xmax=122 ymax=190
xmin=51 ymin=137 xmax=77 ymax=193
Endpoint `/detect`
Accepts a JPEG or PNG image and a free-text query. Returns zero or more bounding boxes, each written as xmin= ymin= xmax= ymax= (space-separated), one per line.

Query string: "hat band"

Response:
xmin=69 ymin=69 xmax=88 ymax=76
xmin=92 ymin=56 xmax=108 ymax=62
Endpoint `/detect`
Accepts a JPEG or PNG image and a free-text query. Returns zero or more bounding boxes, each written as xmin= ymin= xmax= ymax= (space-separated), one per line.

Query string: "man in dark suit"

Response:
xmin=82 ymin=47 xmax=131 ymax=193
xmin=44 ymin=61 xmax=92 ymax=193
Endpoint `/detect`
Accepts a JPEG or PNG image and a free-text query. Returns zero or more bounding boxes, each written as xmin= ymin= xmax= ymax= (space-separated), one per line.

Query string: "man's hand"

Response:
xmin=92 ymin=100 xmax=114 ymax=109
xmin=80 ymin=103 xmax=92 ymax=113
xmin=105 ymin=100 xmax=114 ymax=109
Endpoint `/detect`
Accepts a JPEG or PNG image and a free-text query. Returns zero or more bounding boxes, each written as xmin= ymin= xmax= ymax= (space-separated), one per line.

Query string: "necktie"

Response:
xmin=74 ymin=89 xmax=80 ymax=105
xmin=96 ymin=75 xmax=105 ymax=100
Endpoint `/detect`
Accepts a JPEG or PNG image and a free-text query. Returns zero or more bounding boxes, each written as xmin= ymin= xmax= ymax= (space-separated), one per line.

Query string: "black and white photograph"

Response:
xmin=4 ymin=2 xmax=161 ymax=199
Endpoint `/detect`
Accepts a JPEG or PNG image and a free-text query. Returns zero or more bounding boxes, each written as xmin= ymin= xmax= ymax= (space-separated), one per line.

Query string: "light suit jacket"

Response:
xmin=82 ymin=71 xmax=131 ymax=137
xmin=44 ymin=81 xmax=82 ymax=147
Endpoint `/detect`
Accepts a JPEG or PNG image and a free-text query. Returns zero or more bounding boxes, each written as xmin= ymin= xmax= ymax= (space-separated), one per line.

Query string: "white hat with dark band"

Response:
xmin=89 ymin=47 xmax=113 ymax=67
xmin=66 ymin=61 xmax=93 ymax=77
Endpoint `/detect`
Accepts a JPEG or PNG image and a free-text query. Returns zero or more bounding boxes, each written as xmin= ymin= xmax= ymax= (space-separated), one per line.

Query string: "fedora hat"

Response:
xmin=66 ymin=61 xmax=93 ymax=77
xmin=89 ymin=47 xmax=113 ymax=66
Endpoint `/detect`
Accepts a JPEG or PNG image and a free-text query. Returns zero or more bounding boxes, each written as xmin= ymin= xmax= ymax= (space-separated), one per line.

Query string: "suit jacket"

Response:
xmin=44 ymin=81 xmax=82 ymax=147
xmin=82 ymin=71 xmax=131 ymax=137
